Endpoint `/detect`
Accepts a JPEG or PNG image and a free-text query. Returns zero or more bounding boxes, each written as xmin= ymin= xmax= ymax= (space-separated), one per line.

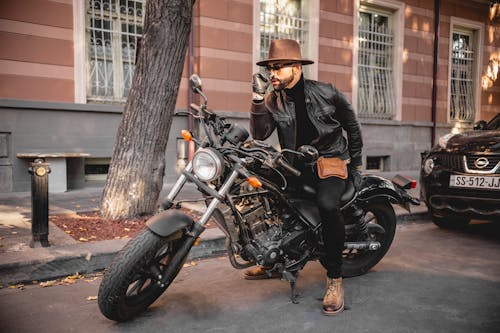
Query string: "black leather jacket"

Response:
xmin=250 ymin=79 xmax=363 ymax=167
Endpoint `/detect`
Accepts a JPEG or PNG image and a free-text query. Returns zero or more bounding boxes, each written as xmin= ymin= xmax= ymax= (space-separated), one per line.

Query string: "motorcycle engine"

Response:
xmin=235 ymin=190 xmax=309 ymax=267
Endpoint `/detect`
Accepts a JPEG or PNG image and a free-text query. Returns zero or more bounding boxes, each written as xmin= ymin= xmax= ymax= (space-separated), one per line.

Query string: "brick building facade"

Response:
xmin=0 ymin=0 xmax=498 ymax=192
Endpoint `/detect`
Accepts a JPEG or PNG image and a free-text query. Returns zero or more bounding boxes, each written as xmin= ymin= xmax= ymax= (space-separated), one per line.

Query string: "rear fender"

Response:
xmin=357 ymin=175 xmax=404 ymax=205
xmin=146 ymin=210 xmax=194 ymax=237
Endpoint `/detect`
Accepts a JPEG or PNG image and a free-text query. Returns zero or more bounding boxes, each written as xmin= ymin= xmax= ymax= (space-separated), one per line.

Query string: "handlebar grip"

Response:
xmin=277 ymin=158 xmax=301 ymax=177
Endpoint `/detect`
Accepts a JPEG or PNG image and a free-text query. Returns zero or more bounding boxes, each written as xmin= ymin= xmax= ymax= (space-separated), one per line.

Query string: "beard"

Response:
xmin=272 ymin=69 xmax=296 ymax=91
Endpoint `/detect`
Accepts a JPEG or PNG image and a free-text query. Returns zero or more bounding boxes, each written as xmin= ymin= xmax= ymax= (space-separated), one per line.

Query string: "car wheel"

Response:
xmin=431 ymin=212 xmax=470 ymax=229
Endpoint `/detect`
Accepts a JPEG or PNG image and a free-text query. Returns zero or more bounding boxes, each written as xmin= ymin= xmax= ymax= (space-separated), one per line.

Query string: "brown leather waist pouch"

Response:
xmin=316 ymin=157 xmax=348 ymax=179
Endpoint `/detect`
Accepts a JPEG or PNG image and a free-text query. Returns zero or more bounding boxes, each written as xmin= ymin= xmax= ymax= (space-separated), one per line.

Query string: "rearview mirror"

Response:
xmin=473 ymin=120 xmax=487 ymax=131
xmin=189 ymin=74 xmax=203 ymax=93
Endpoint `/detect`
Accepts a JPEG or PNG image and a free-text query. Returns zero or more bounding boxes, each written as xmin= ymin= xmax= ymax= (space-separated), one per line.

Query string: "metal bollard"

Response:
xmin=28 ymin=159 xmax=51 ymax=248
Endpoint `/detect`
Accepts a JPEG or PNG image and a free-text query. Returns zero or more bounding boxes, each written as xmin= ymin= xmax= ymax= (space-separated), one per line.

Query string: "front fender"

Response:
xmin=146 ymin=210 xmax=194 ymax=237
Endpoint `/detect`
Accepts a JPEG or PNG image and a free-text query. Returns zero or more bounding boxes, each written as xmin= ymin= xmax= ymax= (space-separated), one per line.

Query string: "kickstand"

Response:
xmin=282 ymin=270 xmax=299 ymax=304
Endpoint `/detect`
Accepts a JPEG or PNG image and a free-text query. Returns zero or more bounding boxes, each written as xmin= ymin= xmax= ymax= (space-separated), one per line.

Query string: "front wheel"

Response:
xmin=98 ymin=228 xmax=186 ymax=322
xmin=342 ymin=202 xmax=397 ymax=277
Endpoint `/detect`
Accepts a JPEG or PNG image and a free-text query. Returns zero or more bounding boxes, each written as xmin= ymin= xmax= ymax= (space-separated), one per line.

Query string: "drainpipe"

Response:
xmin=431 ymin=0 xmax=440 ymax=147
xmin=187 ymin=9 xmax=195 ymax=160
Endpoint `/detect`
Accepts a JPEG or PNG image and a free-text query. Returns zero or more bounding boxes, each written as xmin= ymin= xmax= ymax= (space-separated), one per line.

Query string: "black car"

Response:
xmin=420 ymin=113 xmax=500 ymax=228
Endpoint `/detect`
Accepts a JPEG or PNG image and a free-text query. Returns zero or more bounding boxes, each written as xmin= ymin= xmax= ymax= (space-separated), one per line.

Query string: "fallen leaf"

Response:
xmin=114 ymin=236 xmax=121 ymax=239
xmin=65 ymin=230 xmax=71 ymax=234
xmin=121 ymin=235 xmax=129 ymax=239
xmin=61 ymin=278 xmax=76 ymax=284
xmin=124 ymin=227 xmax=131 ymax=232
xmin=40 ymin=280 xmax=57 ymax=288
xmin=8 ymin=284 xmax=24 ymax=290
xmin=182 ymin=261 xmax=198 ymax=268
xmin=90 ymin=236 xmax=97 ymax=239
xmin=79 ymin=237 xmax=89 ymax=242
xmin=62 ymin=224 xmax=68 ymax=228
xmin=66 ymin=274 xmax=84 ymax=280
xmin=78 ymin=227 xmax=87 ymax=231
xmin=86 ymin=296 xmax=98 ymax=301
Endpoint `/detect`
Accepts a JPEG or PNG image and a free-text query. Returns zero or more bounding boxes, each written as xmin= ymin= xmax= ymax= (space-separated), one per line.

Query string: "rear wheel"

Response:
xmin=342 ymin=202 xmax=396 ymax=277
xmin=98 ymin=228 xmax=186 ymax=322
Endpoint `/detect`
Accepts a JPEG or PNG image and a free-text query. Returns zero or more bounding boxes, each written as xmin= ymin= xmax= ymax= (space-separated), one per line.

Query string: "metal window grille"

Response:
xmin=450 ymin=32 xmax=475 ymax=123
xmin=357 ymin=11 xmax=395 ymax=119
xmin=259 ymin=0 xmax=307 ymax=63
xmin=86 ymin=0 xmax=144 ymax=102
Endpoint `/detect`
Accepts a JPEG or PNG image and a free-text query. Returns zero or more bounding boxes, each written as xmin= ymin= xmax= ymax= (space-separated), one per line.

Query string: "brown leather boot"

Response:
xmin=322 ymin=277 xmax=344 ymax=315
xmin=243 ymin=266 xmax=280 ymax=280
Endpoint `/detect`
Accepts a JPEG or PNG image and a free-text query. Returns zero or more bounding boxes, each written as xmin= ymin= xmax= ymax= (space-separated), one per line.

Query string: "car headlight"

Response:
xmin=192 ymin=148 xmax=224 ymax=182
xmin=423 ymin=158 xmax=434 ymax=175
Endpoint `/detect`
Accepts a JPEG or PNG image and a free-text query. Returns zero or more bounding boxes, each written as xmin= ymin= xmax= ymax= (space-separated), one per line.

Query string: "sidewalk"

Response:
xmin=0 ymin=177 xmax=427 ymax=286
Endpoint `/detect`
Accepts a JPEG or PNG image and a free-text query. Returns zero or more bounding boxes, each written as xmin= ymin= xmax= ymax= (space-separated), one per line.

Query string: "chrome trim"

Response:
xmin=198 ymin=169 xmax=240 ymax=226
xmin=192 ymin=148 xmax=225 ymax=182
xmin=166 ymin=161 xmax=193 ymax=201
xmin=463 ymin=156 xmax=500 ymax=174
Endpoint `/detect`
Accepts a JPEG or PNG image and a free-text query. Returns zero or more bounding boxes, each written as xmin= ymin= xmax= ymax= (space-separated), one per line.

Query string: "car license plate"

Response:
xmin=449 ymin=175 xmax=500 ymax=190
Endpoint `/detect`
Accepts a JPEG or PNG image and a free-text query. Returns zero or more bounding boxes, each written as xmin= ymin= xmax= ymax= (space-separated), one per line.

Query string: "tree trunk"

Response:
xmin=101 ymin=0 xmax=195 ymax=219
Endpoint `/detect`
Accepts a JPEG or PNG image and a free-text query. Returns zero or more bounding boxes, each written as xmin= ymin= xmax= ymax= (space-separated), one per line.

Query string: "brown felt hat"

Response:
xmin=256 ymin=39 xmax=314 ymax=66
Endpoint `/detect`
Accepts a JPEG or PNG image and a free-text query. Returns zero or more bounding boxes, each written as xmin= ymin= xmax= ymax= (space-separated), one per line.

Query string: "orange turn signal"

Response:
xmin=247 ymin=176 xmax=262 ymax=188
xmin=181 ymin=130 xmax=192 ymax=141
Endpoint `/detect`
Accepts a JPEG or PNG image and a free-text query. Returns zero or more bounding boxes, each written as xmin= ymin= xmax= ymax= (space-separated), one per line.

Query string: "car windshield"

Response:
xmin=487 ymin=113 xmax=500 ymax=130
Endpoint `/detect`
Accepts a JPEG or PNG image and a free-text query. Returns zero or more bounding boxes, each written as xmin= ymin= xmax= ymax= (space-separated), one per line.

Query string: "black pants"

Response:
xmin=299 ymin=166 xmax=346 ymax=278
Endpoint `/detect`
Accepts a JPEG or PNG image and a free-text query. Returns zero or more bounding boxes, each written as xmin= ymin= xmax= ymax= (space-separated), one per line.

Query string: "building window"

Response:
xmin=86 ymin=0 xmax=144 ymax=102
xmin=448 ymin=18 xmax=484 ymax=129
xmin=450 ymin=31 xmax=476 ymax=123
xmin=259 ymin=0 xmax=308 ymax=62
xmin=366 ymin=155 xmax=389 ymax=172
xmin=256 ymin=0 xmax=319 ymax=78
xmin=85 ymin=158 xmax=110 ymax=181
xmin=357 ymin=8 xmax=396 ymax=119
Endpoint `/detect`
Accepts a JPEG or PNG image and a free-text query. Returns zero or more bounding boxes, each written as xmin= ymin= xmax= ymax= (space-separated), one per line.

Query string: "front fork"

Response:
xmin=158 ymin=167 xmax=240 ymax=287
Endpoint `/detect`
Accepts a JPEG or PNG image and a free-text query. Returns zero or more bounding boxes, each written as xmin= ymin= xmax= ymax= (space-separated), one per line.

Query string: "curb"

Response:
xmin=0 ymin=229 xmax=227 ymax=286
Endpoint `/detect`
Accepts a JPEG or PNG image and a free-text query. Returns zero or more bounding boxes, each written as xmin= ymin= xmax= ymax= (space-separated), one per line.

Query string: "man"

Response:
xmin=245 ymin=39 xmax=363 ymax=315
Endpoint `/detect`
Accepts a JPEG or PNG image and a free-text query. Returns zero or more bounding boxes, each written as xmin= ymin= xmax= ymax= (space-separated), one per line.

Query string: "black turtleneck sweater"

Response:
xmin=284 ymin=75 xmax=317 ymax=149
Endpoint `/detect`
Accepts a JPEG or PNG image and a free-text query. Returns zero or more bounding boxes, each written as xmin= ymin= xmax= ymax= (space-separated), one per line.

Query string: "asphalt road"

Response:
xmin=1 ymin=219 xmax=500 ymax=333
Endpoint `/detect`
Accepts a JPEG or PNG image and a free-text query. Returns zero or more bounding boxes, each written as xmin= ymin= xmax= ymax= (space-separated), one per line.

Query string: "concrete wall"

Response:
xmin=0 ymin=99 xmax=190 ymax=192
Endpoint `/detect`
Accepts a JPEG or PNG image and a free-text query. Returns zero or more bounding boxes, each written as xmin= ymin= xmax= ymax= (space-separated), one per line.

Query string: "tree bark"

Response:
xmin=101 ymin=0 xmax=195 ymax=219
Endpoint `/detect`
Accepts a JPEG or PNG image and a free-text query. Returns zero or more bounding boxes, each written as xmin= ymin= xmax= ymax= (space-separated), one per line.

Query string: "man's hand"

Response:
xmin=349 ymin=165 xmax=362 ymax=190
xmin=252 ymin=72 xmax=270 ymax=101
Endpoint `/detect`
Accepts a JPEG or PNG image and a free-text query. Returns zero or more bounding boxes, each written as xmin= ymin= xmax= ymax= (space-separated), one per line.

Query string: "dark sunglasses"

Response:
xmin=265 ymin=62 xmax=298 ymax=71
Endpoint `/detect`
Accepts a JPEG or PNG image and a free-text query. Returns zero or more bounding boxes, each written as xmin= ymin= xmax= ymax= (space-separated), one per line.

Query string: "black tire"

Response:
xmin=342 ymin=202 xmax=397 ymax=277
xmin=430 ymin=210 xmax=470 ymax=229
xmin=98 ymin=228 xmax=185 ymax=322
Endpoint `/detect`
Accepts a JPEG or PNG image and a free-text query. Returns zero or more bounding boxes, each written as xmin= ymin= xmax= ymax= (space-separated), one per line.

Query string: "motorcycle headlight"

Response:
xmin=192 ymin=148 xmax=224 ymax=182
xmin=423 ymin=158 xmax=434 ymax=175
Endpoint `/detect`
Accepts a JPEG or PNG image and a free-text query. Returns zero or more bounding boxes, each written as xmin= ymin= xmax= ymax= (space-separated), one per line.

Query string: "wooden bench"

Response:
xmin=17 ymin=153 xmax=91 ymax=193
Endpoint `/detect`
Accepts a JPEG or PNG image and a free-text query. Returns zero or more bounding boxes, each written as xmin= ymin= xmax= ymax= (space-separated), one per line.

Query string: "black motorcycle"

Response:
xmin=98 ymin=74 xmax=420 ymax=321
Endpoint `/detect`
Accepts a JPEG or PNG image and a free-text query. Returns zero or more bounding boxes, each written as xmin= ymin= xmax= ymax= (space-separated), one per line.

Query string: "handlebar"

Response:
xmin=276 ymin=157 xmax=301 ymax=177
